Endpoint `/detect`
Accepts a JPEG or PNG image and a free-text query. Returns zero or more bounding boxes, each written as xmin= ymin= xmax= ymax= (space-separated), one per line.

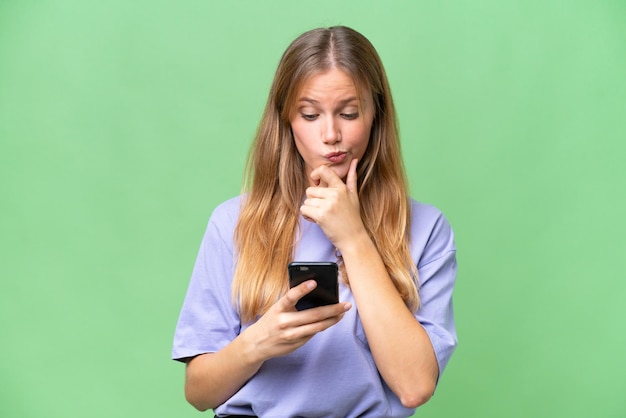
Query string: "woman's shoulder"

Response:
xmin=409 ymin=198 xmax=456 ymax=262
xmin=213 ymin=194 xmax=244 ymax=212
xmin=410 ymin=198 xmax=450 ymax=227
xmin=207 ymin=195 xmax=245 ymax=229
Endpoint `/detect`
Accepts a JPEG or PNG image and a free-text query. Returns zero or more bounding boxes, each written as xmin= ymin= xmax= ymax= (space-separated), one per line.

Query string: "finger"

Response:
xmin=310 ymin=165 xmax=344 ymax=189
xmin=317 ymin=301 xmax=352 ymax=317
xmin=302 ymin=188 xmax=326 ymax=205
xmin=346 ymin=158 xmax=358 ymax=193
xmin=305 ymin=185 xmax=336 ymax=200
xmin=298 ymin=302 xmax=353 ymax=323
xmin=281 ymin=280 xmax=317 ymax=309
xmin=309 ymin=167 xmax=328 ymax=188
xmin=284 ymin=302 xmax=352 ymax=335
xmin=289 ymin=312 xmax=345 ymax=337
xmin=299 ymin=205 xmax=317 ymax=224
xmin=300 ymin=195 xmax=330 ymax=223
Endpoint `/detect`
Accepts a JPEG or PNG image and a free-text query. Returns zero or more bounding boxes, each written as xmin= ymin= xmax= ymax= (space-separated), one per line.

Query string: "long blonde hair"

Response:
xmin=233 ymin=26 xmax=418 ymax=323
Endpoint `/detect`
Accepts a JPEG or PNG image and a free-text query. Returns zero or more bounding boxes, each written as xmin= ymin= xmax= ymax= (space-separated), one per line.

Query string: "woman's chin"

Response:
xmin=330 ymin=166 xmax=349 ymax=182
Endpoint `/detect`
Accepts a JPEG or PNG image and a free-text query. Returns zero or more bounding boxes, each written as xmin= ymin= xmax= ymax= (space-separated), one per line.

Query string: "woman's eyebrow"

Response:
xmin=297 ymin=96 xmax=359 ymax=105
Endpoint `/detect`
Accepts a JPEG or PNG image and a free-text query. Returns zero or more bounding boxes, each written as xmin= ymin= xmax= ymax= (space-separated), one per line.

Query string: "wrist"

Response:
xmin=236 ymin=327 xmax=266 ymax=370
xmin=337 ymin=227 xmax=371 ymax=251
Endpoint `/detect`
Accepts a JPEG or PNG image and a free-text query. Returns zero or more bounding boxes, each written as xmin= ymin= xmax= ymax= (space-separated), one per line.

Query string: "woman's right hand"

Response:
xmin=241 ymin=280 xmax=352 ymax=362
xmin=185 ymin=280 xmax=351 ymax=411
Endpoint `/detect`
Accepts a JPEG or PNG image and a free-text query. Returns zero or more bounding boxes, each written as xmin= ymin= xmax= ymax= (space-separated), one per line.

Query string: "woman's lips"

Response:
xmin=324 ymin=152 xmax=347 ymax=164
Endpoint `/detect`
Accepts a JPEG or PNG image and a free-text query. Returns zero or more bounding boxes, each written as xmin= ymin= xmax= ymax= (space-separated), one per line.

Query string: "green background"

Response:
xmin=1 ymin=1 xmax=625 ymax=417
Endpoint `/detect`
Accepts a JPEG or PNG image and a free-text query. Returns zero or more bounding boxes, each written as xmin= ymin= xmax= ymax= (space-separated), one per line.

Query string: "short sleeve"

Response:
xmin=411 ymin=203 xmax=458 ymax=377
xmin=172 ymin=199 xmax=242 ymax=362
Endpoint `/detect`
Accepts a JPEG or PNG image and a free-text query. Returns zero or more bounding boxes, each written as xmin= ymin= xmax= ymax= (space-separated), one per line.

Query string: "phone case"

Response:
xmin=288 ymin=262 xmax=339 ymax=310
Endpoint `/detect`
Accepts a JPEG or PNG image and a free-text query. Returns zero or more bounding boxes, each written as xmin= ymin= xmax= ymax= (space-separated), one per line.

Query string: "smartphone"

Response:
xmin=288 ymin=262 xmax=339 ymax=311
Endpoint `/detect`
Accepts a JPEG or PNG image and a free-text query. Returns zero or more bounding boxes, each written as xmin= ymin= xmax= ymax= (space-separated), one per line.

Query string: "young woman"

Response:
xmin=173 ymin=26 xmax=457 ymax=418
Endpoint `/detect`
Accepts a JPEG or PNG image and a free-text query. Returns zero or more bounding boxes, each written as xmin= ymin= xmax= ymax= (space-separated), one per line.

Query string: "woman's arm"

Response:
xmin=301 ymin=161 xmax=441 ymax=408
xmin=184 ymin=334 xmax=263 ymax=411
xmin=184 ymin=281 xmax=351 ymax=411
xmin=340 ymin=236 xmax=439 ymax=408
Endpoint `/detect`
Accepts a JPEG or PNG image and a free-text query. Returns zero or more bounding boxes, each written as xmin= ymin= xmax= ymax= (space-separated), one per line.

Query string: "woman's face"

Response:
xmin=290 ymin=68 xmax=375 ymax=185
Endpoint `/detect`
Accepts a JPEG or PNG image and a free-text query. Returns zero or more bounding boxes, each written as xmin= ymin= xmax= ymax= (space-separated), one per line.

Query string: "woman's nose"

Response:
xmin=322 ymin=118 xmax=340 ymax=144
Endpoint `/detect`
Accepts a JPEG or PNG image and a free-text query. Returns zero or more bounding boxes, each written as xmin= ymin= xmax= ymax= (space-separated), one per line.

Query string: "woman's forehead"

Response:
xmin=293 ymin=69 xmax=372 ymax=105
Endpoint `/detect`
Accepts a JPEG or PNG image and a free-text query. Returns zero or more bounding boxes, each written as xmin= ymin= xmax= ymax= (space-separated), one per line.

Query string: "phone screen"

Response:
xmin=288 ymin=262 xmax=339 ymax=310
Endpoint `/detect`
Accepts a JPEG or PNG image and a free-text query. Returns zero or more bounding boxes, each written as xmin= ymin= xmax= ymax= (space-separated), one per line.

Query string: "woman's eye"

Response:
xmin=301 ymin=113 xmax=318 ymax=121
xmin=341 ymin=113 xmax=359 ymax=120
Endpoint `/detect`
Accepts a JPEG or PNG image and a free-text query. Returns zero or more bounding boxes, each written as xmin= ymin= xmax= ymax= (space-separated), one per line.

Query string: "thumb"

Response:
xmin=346 ymin=158 xmax=359 ymax=193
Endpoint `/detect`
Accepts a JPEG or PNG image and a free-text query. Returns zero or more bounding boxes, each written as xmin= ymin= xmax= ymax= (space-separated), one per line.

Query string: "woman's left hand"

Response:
xmin=300 ymin=158 xmax=366 ymax=250
xmin=302 ymin=158 xmax=440 ymax=408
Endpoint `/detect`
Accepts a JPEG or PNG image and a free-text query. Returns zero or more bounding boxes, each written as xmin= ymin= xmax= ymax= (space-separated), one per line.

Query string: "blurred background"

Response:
xmin=1 ymin=1 xmax=625 ymax=417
